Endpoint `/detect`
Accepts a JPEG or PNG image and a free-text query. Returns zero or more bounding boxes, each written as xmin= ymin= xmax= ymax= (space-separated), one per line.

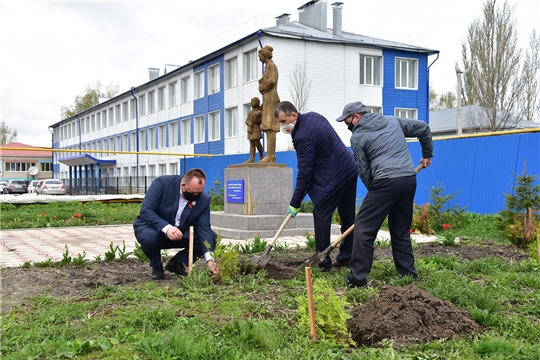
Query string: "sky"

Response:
xmin=1 ymin=0 xmax=538 ymax=147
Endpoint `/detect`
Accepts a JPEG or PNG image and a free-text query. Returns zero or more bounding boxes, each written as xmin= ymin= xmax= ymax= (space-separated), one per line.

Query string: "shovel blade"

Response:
xmin=305 ymin=251 xmax=324 ymax=267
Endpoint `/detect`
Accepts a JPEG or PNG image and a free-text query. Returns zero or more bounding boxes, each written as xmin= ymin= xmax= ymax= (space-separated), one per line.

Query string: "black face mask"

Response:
xmin=183 ymin=190 xmax=200 ymax=202
xmin=347 ymin=121 xmax=355 ymax=132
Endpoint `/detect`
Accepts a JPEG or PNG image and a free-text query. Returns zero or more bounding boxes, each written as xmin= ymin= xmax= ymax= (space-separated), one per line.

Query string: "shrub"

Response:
xmin=427 ymin=182 xmax=466 ymax=232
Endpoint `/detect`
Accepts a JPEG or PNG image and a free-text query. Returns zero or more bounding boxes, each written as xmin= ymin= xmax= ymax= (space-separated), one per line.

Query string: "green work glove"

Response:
xmin=287 ymin=206 xmax=299 ymax=218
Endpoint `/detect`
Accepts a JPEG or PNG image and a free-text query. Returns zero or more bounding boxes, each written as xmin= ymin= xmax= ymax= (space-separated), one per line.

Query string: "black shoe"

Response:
xmin=332 ymin=259 xmax=350 ymax=268
xmin=320 ymin=267 xmax=334 ymax=272
xmin=165 ymin=258 xmax=188 ymax=276
xmin=152 ymin=265 xmax=165 ymax=280
xmin=345 ymin=277 xmax=367 ymax=288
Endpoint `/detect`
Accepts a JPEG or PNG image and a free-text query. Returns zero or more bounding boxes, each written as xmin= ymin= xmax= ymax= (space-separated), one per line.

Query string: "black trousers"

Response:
xmin=348 ymin=175 xmax=418 ymax=283
xmin=135 ymin=227 xmax=216 ymax=268
xmin=312 ymin=176 xmax=357 ymax=268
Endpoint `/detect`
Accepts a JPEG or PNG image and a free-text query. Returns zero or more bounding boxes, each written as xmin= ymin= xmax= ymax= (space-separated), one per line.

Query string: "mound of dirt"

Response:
xmin=347 ymin=284 xmax=484 ymax=349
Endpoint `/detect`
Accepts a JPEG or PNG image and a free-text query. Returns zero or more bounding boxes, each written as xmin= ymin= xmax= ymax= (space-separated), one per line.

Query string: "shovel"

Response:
xmin=251 ymin=213 xmax=292 ymax=267
xmin=305 ymin=164 xmax=426 ymax=267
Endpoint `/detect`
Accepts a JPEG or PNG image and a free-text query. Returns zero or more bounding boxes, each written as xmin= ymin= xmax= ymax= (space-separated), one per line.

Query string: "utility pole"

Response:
xmin=455 ymin=66 xmax=463 ymax=135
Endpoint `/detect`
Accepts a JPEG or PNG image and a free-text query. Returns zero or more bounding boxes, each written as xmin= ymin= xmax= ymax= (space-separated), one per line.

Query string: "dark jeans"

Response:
xmin=312 ymin=176 xmax=357 ymax=269
xmin=135 ymin=227 xmax=216 ymax=268
xmin=348 ymin=175 xmax=418 ymax=283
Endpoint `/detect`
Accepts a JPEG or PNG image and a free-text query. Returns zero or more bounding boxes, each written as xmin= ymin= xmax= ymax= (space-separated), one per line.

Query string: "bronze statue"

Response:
xmin=258 ymin=45 xmax=280 ymax=163
xmin=244 ymin=97 xmax=264 ymax=163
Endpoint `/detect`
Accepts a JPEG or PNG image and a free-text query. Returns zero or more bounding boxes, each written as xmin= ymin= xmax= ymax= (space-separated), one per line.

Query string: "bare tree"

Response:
xmin=430 ymin=86 xmax=457 ymax=110
xmin=520 ymin=29 xmax=540 ymax=122
xmin=61 ymin=81 xmax=120 ymax=119
xmin=461 ymin=0 xmax=522 ymax=131
xmin=289 ymin=61 xmax=312 ymax=113
xmin=0 ymin=120 xmax=18 ymax=144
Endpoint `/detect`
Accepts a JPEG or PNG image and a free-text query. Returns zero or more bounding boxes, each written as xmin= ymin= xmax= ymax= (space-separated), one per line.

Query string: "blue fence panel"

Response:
xmin=186 ymin=131 xmax=540 ymax=215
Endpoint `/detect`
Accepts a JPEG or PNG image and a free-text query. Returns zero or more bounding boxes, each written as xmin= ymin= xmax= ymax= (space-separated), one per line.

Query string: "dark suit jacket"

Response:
xmin=133 ymin=175 xmax=215 ymax=254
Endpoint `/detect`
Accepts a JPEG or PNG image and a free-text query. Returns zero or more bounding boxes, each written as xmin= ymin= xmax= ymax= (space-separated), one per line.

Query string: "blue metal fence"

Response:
xmin=186 ymin=130 xmax=540 ymax=215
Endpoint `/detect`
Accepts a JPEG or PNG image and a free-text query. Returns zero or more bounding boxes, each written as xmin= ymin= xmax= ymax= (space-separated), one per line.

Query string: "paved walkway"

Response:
xmin=0 ymin=225 xmax=438 ymax=267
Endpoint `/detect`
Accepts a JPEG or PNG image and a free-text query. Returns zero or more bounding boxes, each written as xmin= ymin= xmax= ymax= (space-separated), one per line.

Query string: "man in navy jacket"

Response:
xmin=274 ymin=101 xmax=358 ymax=271
xmin=133 ymin=168 xmax=218 ymax=280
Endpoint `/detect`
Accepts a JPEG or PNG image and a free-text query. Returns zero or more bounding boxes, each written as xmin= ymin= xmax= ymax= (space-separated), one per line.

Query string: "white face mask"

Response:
xmin=281 ymin=122 xmax=296 ymax=134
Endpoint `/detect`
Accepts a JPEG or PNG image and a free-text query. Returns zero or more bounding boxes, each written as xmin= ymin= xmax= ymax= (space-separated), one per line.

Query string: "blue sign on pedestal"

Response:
xmin=226 ymin=179 xmax=244 ymax=203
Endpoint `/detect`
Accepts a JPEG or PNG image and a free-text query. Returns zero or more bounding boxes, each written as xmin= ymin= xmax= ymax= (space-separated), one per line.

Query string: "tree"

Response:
xmin=61 ymin=81 xmax=120 ymax=119
xmin=289 ymin=61 xmax=312 ymax=113
xmin=430 ymin=87 xmax=457 ymax=111
xmin=520 ymin=29 xmax=540 ymax=123
xmin=0 ymin=120 xmax=18 ymax=144
xmin=460 ymin=0 xmax=522 ymax=131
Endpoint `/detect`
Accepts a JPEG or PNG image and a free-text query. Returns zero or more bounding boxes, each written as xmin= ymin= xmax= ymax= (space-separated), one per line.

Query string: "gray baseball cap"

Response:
xmin=336 ymin=101 xmax=366 ymax=122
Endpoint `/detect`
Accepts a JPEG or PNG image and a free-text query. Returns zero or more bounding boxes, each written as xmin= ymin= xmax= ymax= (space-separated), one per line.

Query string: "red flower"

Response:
xmin=74 ymin=213 xmax=82 ymax=218
xmin=53 ymin=215 xmax=56 ymax=219
xmin=443 ymin=223 xmax=450 ymax=230
xmin=41 ymin=213 xmax=46 ymax=217
xmin=409 ymin=229 xmax=412 ymax=234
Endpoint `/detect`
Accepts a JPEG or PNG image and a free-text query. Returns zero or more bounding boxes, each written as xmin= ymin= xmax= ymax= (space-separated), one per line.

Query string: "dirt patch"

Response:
xmin=347 ymin=284 xmax=485 ymax=349
xmin=1 ymin=241 xmax=529 ymax=315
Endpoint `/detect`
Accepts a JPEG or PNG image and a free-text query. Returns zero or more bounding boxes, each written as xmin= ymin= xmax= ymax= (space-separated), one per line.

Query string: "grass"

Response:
xmin=1 ymin=202 xmax=539 ymax=359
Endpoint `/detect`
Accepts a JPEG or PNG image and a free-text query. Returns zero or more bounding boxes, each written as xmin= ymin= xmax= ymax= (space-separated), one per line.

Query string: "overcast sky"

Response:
xmin=1 ymin=0 xmax=538 ymax=147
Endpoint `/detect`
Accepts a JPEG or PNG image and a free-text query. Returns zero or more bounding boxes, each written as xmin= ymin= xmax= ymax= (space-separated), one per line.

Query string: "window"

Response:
xmin=181 ymin=76 xmax=190 ymax=103
xmin=123 ymin=102 xmax=129 ymax=121
xmin=139 ymin=129 xmax=147 ymax=150
xmin=395 ymin=58 xmax=417 ymax=89
xmin=360 ymin=55 xmax=382 ymax=86
xmin=159 ymin=164 xmax=166 ymax=176
xmin=115 ymin=135 xmax=121 ymax=151
xmin=169 ymin=122 xmax=178 ymax=146
xmin=122 ymin=134 xmax=128 ymax=151
xmin=394 ymin=108 xmax=417 ymax=119
xmin=130 ymin=132 xmax=136 ymax=151
xmin=97 ymin=140 xmax=102 ymax=155
xmin=85 ymin=116 xmax=90 ymax=133
xmin=148 ymin=165 xmax=156 ymax=177
xmin=148 ymin=127 xmax=156 ymax=149
xmin=225 ymin=57 xmax=237 ymax=88
xmin=96 ymin=113 xmax=101 ymax=130
xmin=194 ymin=115 xmax=205 ymax=143
xmin=130 ymin=99 xmax=136 ymax=119
xmin=91 ymin=115 xmax=96 ymax=131
xmin=148 ymin=91 xmax=155 ymax=114
xmin=225 ymin=107 xmax=238 ymax=138
xmin=41 ymin=162 xmax=52 ymax=172
xmin=5 ymin=162 xmax=36 ymax=171
xmin=243 ymin=103 xmax=251 ymax=134
xmin=170 ymin=163 xmax=178 ymax=175
xmin=139 ymin=94 xmax=146 ymax=116
xmin=115 ymin=105 xmax=121 ymax=124
xmin=102 ymin=111 xmax=107 ymax=128
xmin=208 ymin=64 xmax=220 ymax=94
xmin=194 ymin=71 xmax=204 ymax=99
xmin=243 ymin=49 xmax=257 ymax=82
xmin=208 ymin=111 xmax=220 ymax=141
xmin=158 ymin=87 xmax=165 ymax=110
xmin=169 ymin=82 xmax=177 ymax=107
xmin=67 ymin=124 xmax=71 ymax=139
xmin=109 ymin=138 xmax=114 ymax=155
xmin=181 ymin=118 xmax=191 ymax=145
xmin=365 ymin=106 xmax=382 ymax=113
xmin=72 ymin=122 xmax=76 ymax=137
xmin=108 ymin=108 xmax=114 ymax=126
xmin=140 ymin=165 xmax=146 ymax=177
xmin=158 ymin=125 xmax=166 ymax=148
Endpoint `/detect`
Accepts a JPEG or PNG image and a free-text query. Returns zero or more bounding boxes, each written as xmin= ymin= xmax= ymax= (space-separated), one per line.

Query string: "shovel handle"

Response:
xmin=268 ymin=213 xmax=293 ymax=247
xmin=415 ymin=164 xmax=424 ymax=173
xmin=329 ymin=224 xmax=355 ymax=250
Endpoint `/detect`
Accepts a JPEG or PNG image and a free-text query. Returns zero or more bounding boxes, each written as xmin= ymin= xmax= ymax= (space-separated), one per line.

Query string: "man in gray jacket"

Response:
xmin=336 ymin=101 xmax=433 ymax=287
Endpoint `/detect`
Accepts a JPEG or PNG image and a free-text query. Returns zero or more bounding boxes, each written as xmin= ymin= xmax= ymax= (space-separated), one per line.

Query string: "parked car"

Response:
xmin=27 ymin=180 xmax=40 ymax=193
xmin=37 ymin=179 xmax=66 ymax=195
xmin=6 ymin=180 xmax=28 ymax=194
xmin=0 ymin=181 xmax=8 ymax=194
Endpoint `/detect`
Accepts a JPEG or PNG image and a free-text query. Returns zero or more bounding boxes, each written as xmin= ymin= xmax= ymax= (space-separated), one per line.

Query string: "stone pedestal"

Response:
xmin=211 ymin=163 xmax=340 ymax=239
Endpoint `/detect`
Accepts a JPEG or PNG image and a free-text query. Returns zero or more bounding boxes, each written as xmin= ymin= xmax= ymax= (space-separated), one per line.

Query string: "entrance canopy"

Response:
xmin=58 ymin=154 xmax=116 ymax=167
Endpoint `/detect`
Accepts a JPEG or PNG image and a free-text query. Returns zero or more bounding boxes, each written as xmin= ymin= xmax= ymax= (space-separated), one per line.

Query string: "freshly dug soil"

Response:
xmin=347 ymin=284 xmax=485 ymax=349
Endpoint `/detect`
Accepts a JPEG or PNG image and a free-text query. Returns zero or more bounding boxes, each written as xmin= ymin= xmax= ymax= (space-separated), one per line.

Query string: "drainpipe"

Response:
xmin=130 ymin=88 xmax=139 ymax=181
xmin=48 ymin=127 xmax=54 ymax=179
xmin=427 ymin=52 xmax=440 ymax=124
xmin=75 ymin=115 xmax=82 ymax=154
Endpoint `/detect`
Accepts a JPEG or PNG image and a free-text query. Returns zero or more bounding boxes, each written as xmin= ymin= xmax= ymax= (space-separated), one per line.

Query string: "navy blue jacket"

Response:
xmin=133 ymin=175 xmax=215 ymax=255
xmin=290 ymin=112 xmax=357 ymax=208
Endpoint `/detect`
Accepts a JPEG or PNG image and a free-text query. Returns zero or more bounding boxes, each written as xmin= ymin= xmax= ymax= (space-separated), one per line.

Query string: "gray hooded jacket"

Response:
xmin=350 ymin=112 xmax=433 ymax=188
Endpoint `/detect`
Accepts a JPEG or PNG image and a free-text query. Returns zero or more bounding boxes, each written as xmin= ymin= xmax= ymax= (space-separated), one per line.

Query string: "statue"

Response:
xmin=244 ymin=97 xmax=264 ymax=163
xmin=258 ymin=45 xmax=280 ymax=163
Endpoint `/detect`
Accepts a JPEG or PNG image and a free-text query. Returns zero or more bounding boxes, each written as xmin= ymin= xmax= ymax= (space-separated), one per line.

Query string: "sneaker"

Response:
xmin=332 ymin=259 xmax=350 ymax=268
xmin=165 ymin=258 xmax=188 ymax=276
xmin=152 ymin=265 xmax=165 ymax=280
xmin=345 ymin=277 xmax=367 ymax=288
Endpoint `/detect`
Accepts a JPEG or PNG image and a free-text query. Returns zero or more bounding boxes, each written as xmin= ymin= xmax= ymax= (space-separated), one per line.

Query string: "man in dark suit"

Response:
xmin=133 ymin=168 xmax=219 ymax=280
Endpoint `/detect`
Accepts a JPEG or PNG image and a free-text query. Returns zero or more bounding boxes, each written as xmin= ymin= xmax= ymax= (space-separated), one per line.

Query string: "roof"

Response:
xmin=58 ymin=154 xmax=117 ymax=167
xmin=0 ymin=142 xmax=52 ymax=158
xmin=429 ymin=105 xmax=540 ymax=134
xmin=262 ymin=21 xmax=439 ymax=55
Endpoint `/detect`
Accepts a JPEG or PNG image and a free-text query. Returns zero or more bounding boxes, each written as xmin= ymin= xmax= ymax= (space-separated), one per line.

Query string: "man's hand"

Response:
xmin=420 ymin=158 xmax=432 ymax=168
xmin=287 ymin=205 xmax=299 ymax=218
xmin=166 ymin=227 xmax=183 ymax=241
xmin=207 ymin=260 xmax=219 ymax=276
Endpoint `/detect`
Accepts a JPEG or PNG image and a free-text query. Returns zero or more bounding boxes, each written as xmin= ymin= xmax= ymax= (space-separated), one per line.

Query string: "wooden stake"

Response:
xmin=305 ymin=267 xmax=317 ymax=341
xmin=188 ymin=226 xmax=194 ymax=276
